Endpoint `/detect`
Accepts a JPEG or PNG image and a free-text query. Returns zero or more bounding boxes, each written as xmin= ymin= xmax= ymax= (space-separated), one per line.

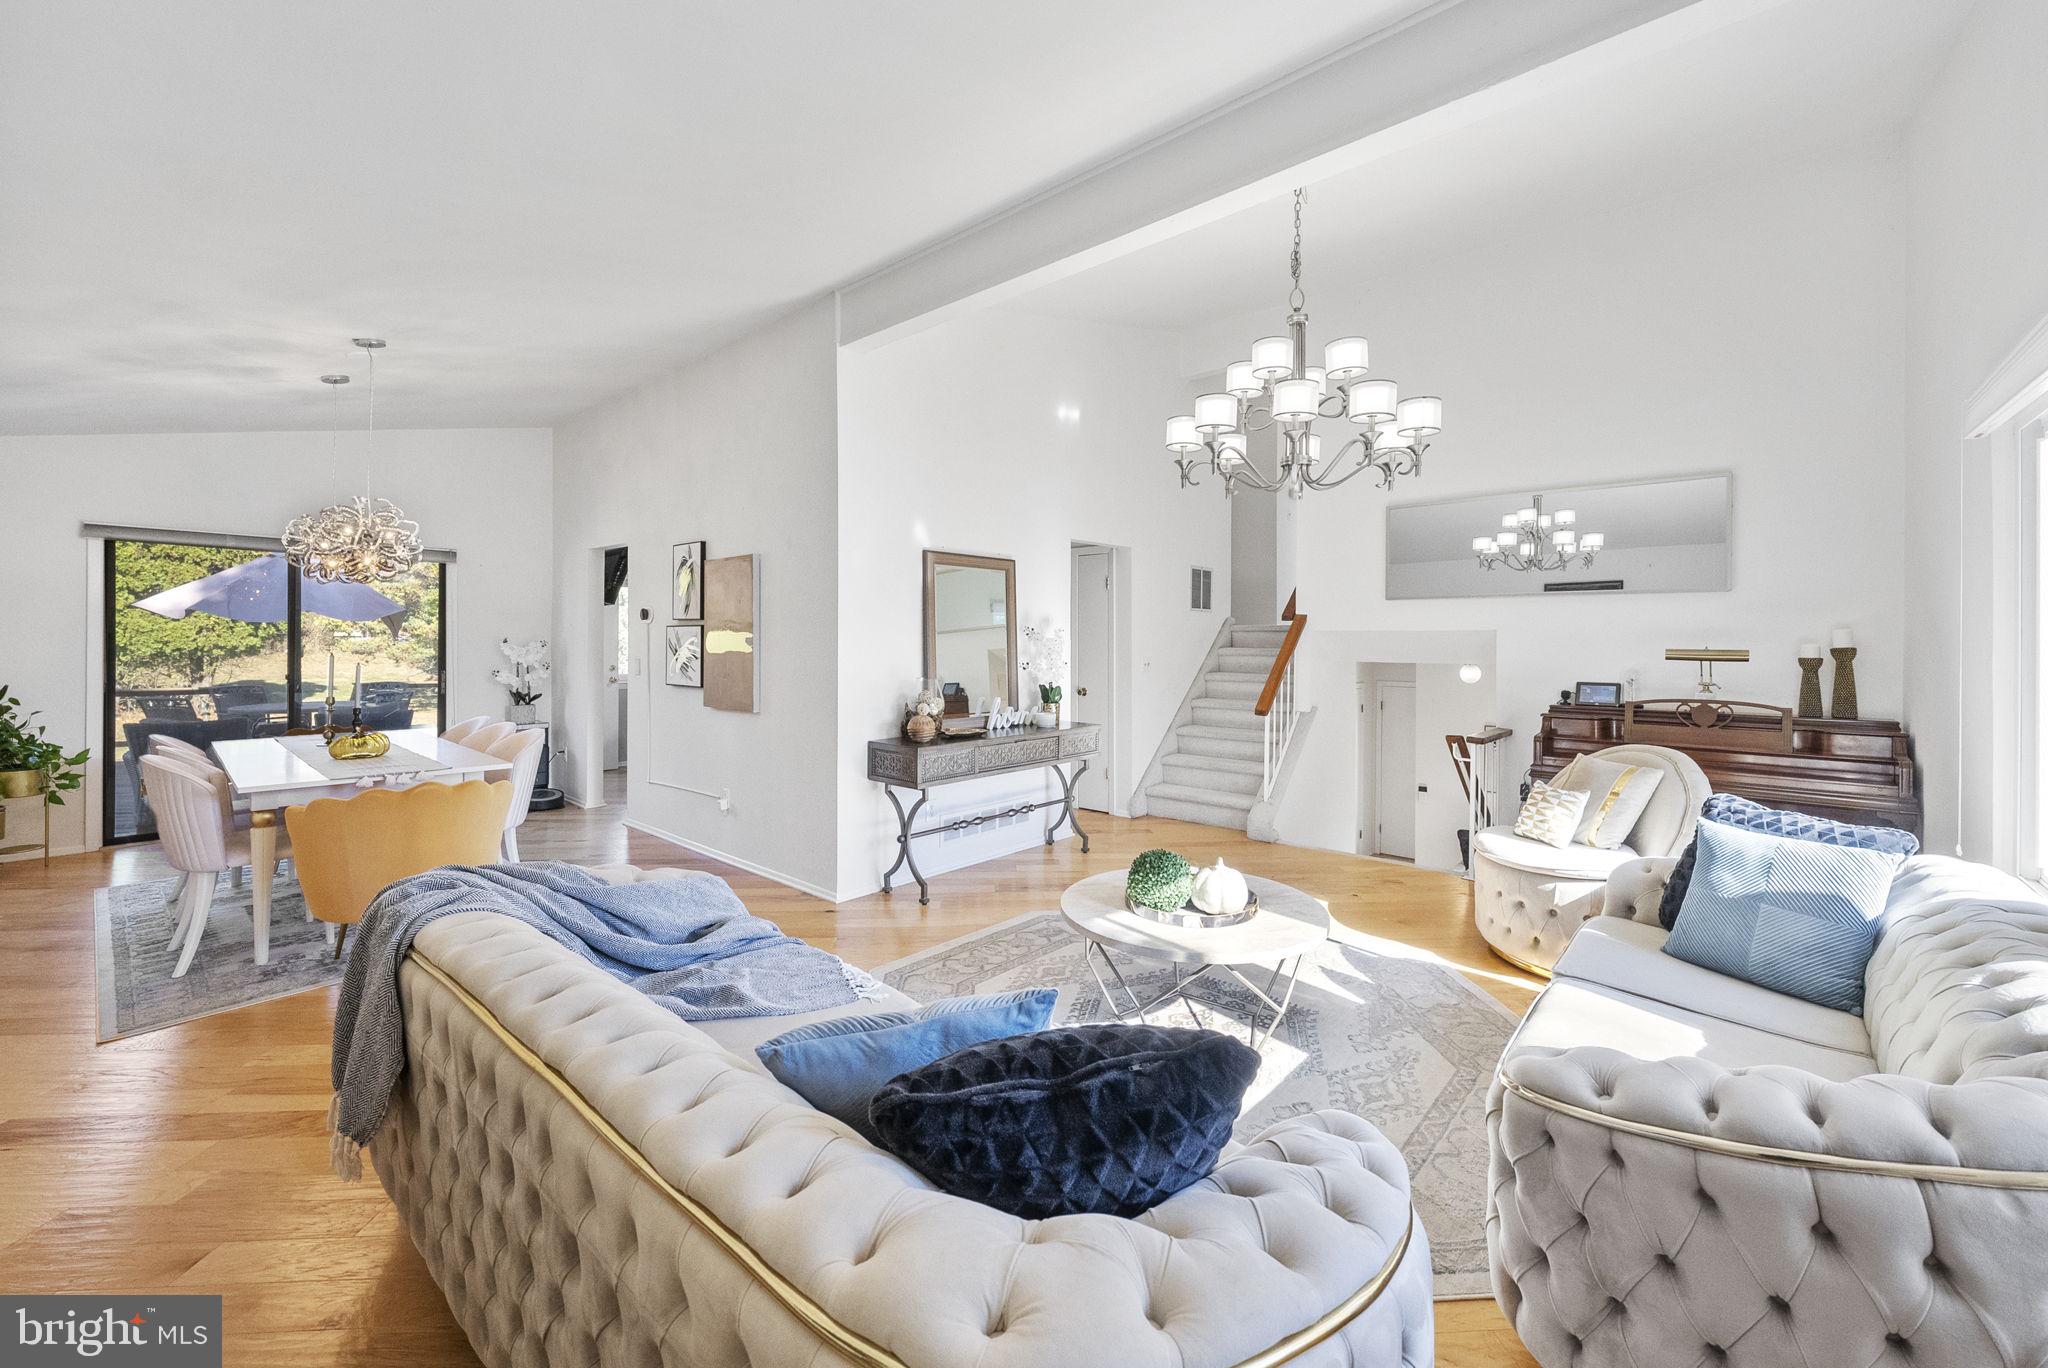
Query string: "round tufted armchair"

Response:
xmin=1473 ymin=744 xmax=1709 ymax=975
xmin=368 ymin=865 xmax=1436 ymax=1368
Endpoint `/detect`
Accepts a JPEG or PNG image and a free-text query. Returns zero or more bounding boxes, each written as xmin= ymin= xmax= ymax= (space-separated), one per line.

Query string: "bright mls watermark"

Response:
xmin=3 ymin=1297 xmax=220 ymax=1366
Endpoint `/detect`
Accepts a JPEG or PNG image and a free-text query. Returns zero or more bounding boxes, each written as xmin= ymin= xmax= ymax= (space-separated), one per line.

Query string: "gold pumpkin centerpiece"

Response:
xmin=327 ymin=730 xmax=392 ymax=760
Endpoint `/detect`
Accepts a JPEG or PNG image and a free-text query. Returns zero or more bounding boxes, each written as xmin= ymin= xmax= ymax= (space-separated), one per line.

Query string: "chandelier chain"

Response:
xmin=1288 ymin=187 xmax=1306 ymax=313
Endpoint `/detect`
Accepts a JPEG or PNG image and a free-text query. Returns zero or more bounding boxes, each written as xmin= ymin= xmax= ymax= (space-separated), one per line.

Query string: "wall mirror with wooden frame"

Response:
xmin=923 ymin=550 xmax=1018 ymax=709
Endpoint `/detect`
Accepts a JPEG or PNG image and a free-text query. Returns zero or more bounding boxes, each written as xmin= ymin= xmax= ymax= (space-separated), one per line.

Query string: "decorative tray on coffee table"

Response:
xmin=1125 ymin=890 xmax=1259 ymax=929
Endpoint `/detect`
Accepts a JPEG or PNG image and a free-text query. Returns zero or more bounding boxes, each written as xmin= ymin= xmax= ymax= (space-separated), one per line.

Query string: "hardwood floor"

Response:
xmin=0 ymin=775 xmax=1542 ymax=1367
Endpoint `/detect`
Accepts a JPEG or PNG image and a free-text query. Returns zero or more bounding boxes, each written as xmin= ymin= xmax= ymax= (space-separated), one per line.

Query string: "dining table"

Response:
xmin=208 ymin=727 xmax=514 ymax=965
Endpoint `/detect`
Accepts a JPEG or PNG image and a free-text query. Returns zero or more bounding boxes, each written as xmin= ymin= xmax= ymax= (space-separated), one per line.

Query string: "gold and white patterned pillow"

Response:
xmin=1556 ymin=755 xmax=1666 ymax=849
xmin=1513 ymin=782 xmax=1590 ymax=848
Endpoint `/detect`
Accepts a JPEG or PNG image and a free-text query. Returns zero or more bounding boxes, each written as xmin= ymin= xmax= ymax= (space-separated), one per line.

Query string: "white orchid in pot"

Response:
xmin=1020 ymin=625 xmax=1068 ymax=728
xmin=492 ymin=638 xmax=550 ymax=724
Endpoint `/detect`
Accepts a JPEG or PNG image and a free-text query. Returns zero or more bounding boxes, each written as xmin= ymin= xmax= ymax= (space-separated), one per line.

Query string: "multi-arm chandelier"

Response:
xmin=1473 ymin=494 xmax=1603 ymax=572
xmin=1166 ymin=188 xmax=1442 ymax=498
xmin=283 ymin=338 xmax=423 ymax=584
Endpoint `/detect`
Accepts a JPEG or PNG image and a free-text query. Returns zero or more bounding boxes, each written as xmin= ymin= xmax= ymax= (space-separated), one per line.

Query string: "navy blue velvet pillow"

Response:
xmin=1659 ymin=794 xmax=1918 ymax=929
xmin=868 ymin=1024 xmax=1260 ymax=1219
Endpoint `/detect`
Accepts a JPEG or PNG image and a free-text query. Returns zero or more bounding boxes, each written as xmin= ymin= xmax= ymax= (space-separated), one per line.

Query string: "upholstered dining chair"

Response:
xmin=441 ymin=716 xmax=495 ymax=745
xmin=481 ymin=728 xmax=544 ymax=860
xmin=146 ymin=733 xmax=214 ymax=769
xmin=286 ymin=780 xmax=512 ymax=958
xmin=459 ymin=720 xmax=516 ymax=753
xmin=1472 ymin=743 xmax=1710 ymax=975
xmin=141 ymin=754 xmax=293 ymax=978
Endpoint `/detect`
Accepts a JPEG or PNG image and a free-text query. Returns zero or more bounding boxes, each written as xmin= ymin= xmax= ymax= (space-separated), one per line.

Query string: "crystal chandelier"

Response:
xmin=283 ymin=338 xmax=423 ymax=584
xmin=1165 ymin=188 xmax=1442 ymax=498
xmin=1473 ymin=494 xmax=1604 ymax=572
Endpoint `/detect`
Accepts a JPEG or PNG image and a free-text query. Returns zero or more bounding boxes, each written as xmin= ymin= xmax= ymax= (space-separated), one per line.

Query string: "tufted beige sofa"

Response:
xmin=1487 ymin=852 xmax=2048 ymax=1368
xmin=370 ymin=865 xmax=1434 ymax=1368
xmin=1473 ymin=745 xmax=1711 ymax=976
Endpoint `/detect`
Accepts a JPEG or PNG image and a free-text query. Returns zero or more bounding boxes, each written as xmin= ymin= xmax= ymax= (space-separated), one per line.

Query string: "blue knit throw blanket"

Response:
xmin=329 ymin=862 xmax=880 ymax=1176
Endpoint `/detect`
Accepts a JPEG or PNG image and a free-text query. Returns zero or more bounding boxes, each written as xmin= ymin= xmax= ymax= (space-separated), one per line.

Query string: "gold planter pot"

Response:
xmin=0 ymin=769 xmax=42 ymax=799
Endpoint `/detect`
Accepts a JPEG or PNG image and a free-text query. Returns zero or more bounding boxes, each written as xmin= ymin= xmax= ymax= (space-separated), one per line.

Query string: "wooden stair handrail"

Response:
xmin=1255 ymin=591 xmax=1306 ymax=718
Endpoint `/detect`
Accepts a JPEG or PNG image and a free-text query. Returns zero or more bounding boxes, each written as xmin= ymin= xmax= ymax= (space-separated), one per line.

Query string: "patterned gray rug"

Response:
xmin=93 ymin=873 xmax=344 ymax=1042
xmin=876 ymin=911 xmax=1518 ymax=1300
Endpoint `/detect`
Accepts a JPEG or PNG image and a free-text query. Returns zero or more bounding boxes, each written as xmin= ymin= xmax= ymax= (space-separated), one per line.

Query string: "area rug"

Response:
xmin=876 ymin=911 xmax=1519 ymax=1300
xmin=93 ymin=873 xmax=343 ymax=1042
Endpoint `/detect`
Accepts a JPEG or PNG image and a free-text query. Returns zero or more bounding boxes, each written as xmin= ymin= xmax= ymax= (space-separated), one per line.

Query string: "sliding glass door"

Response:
xmin=103 ymin=537 xmax=445 ymax=842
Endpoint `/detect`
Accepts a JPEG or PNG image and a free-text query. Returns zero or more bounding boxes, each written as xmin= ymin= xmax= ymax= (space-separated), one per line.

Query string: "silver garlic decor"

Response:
xmin=282 ymin=339 xmax=423 ymax=584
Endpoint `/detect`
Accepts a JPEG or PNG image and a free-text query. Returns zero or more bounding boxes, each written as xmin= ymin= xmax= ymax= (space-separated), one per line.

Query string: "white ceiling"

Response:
xmin=1013 ymin=0 xmax=1968 ymax=336
xmin=0 ymin=0 xmax=1439 ymax=434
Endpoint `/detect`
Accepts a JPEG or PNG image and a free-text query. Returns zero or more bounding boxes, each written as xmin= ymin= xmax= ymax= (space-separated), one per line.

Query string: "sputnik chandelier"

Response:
xmin=1165 ymin=188 xmax=1442 ymax=498
xmin=1473 ymin=494 xmax=1603 ymax=572
xmin=283 ymin=338 xmax=423 ymax=584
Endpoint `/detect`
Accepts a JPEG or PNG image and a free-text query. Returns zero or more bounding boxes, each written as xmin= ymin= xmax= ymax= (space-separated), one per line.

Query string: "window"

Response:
xmin=1190 ymin=566 xmax=1214 ymax=611
xmin=2024 ymin=421 xmax=2048 ymax=880
xmin=104 ymin=538 xmax=445 ymax=842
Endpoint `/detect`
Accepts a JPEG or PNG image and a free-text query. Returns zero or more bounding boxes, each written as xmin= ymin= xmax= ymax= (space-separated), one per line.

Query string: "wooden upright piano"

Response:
xmin=1528 ymin=698 xmax=1921 ymax=838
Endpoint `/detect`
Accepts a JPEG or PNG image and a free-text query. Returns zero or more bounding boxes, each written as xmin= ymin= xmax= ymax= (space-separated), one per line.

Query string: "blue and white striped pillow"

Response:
xmin=1663 ymin=819 xmax=1903 ymax=1014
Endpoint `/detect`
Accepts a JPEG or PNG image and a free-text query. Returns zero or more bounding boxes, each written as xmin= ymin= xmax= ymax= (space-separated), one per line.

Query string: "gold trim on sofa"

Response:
xmin=406 ymin=950 xmax=1416 ymax=1368
xmin=1498 ymin=1072 xmax=2048 ymax=1191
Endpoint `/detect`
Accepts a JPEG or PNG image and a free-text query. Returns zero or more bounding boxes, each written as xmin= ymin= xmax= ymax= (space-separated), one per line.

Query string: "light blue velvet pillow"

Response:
xmin=1664 ymin=819 xmax=1902 ymax=1013
xmin=756 ymin=989 xmax=1059 ymax=1140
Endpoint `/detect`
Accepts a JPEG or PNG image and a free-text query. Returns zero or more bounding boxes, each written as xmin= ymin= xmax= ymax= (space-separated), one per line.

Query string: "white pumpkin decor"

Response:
xmin=1190 ymin=858 xmax=1250 ymax=915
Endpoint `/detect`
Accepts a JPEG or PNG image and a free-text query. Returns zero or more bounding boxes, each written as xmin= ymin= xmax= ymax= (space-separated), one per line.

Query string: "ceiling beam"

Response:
xmin=836 ymin=0 xmax=1786 ymax=349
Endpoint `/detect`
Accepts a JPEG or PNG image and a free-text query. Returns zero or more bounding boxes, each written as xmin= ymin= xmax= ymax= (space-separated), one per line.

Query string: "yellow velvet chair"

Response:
xmin=286 ymin=780 xmax=512 ymax=957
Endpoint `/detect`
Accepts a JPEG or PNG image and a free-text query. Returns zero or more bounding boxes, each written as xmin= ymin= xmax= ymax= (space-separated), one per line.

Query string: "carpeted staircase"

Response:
xmin=1141 ymin=623 xmax=1293 ymax=830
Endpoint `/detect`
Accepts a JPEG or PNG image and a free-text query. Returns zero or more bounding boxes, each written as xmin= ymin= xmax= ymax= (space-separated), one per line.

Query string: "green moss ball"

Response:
xmin=1126 ymin=848 xmax=1194 ymax=912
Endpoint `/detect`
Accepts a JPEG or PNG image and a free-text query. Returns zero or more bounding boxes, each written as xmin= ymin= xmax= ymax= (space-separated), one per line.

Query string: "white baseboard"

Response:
xmin=620 ymin=816 xmax=839 ymax=904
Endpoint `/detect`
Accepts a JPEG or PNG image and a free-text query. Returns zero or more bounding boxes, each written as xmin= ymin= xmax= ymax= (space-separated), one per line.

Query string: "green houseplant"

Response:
xmin=0 ymin=686 xmax=90 ymax=803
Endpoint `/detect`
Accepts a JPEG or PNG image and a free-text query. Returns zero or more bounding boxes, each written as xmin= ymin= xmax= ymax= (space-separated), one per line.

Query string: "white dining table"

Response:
xmin=209 ymin=727 xmax=514 ymax=964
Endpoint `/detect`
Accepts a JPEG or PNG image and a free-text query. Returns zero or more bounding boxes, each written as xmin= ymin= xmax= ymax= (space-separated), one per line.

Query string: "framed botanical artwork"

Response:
xmin=671 ymin=540 xmax=705 ymax=621
xmin=665 ymin=624 xmax=703 ymax=688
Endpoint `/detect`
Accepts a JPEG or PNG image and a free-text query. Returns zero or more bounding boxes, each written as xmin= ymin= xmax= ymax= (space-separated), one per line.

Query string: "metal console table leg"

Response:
xmin=1046 ymin=760 xmax=1090 ymax=852
xmin=880 ymin=787 xmax=930 ymax=904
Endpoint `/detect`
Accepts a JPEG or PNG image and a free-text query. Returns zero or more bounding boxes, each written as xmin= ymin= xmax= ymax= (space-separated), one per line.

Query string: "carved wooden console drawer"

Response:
xmin=867 ymin=723 xmax=1100 ymax=789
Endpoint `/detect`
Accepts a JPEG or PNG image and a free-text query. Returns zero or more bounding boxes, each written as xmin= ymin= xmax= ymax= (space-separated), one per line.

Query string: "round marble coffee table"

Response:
xmin=1060 ymin=870 xmax=1331 ymax=1048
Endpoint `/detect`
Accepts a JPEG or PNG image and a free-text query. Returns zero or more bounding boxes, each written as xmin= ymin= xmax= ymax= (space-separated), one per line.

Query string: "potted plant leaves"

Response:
xmin=0 ymin=685 xmax=90 ymax=803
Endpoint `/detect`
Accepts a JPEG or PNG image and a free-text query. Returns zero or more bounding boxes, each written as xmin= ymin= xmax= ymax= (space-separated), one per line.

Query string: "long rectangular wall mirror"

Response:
xmin=1386 ymin=472 xmax=1732 ymax=599
xmin=923 ymin=550 xmax=1019 ymax=707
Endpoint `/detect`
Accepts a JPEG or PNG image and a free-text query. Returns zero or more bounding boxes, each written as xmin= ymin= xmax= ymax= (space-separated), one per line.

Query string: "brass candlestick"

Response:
xmin=1829 ymin=646 xmax=1859 ymax=720
xmin=1797 ymin=656 xmax=1825 ymax=719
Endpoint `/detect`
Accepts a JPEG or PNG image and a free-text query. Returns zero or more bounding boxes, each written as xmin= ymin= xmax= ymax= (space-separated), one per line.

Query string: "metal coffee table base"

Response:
xmin=1083 ymin=940 xmax=1305 ymax=1050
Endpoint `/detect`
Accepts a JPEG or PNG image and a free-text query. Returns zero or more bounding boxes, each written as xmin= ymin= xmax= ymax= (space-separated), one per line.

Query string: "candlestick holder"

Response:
xmin=1797 ymin=655 xmax=1824 ymax=719
xmin=1829 ymin=646 xmax=1858 ymax=720
xmin=321 ymin=692 xmax=339 ymax=742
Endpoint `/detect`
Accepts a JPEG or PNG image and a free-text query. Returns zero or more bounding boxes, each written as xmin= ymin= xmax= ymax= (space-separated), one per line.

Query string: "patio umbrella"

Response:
xmin=132 ymin=552 xmax=406 ymax=623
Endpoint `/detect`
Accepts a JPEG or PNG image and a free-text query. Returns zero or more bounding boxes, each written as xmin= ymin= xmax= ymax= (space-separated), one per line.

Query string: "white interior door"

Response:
xmin=1375 ymin=681 xmax=1417 ymax=859
xmin=1071 ymin=547 xmax=1113 ymax=811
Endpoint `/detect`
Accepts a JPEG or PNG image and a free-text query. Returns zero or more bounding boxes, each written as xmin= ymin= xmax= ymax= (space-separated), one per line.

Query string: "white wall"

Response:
xmin=0 ymin=427 xmax=553 ymax=855
xmin=1182 ymin=139 xmax=1911 ymax=839
xmin=1901 ymin=0 xmax=2048 ymax=859
xmin=551 ymin=299 xmax=841 ymax=896
xmin=836 ymin=307 xmax=1231 ymax=899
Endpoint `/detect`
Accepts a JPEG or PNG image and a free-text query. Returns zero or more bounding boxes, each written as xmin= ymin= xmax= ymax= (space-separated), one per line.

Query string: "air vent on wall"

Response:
xmin=1190 ymin=566 xmax=1214 ymax=610
xmin=1542 ymin=579 xmax=1623 ymax=593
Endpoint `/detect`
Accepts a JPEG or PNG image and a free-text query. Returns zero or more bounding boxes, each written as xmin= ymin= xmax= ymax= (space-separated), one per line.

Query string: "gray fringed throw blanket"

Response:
xmin=329 ymin=862 xmax=882 ymax=1178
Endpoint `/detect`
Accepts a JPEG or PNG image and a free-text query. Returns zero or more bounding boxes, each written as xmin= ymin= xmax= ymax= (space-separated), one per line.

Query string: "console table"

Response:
xmin=868 ymin=723 xmax=1099 ymax=905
